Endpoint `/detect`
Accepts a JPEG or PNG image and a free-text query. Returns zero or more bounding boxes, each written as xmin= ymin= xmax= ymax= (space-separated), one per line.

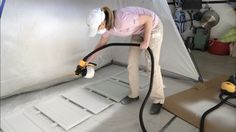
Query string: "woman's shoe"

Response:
xmin=120 ymin=96 xmax=139 ymax=105
xmin=150 ymin=103 xmax=162 ymax=114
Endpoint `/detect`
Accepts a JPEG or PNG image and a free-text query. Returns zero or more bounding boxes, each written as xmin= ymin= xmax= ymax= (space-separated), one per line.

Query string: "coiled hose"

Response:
xmin=82 ymin=43 xmax=154 ymax=132
xmin=200 ymin=92 xmax=236 ymax=132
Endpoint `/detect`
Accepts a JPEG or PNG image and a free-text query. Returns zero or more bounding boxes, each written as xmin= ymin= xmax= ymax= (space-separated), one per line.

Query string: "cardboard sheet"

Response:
xmin=163 ymin=75 xmax=236 ymax=132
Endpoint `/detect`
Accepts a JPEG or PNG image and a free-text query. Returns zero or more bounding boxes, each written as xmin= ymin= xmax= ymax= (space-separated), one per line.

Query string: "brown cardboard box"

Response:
xmin=163 ymin=75 xmax=236 ymax=132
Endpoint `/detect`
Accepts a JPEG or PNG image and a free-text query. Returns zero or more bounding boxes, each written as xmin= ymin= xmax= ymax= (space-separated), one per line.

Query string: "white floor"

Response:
xmin=1 ymin=51 xmax=235 ymax=132
xmin=1 ymin=65 xmax=197 ymax=132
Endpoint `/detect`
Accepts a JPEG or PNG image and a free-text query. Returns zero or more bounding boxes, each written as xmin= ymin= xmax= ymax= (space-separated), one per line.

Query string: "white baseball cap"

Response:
xmin=87 ymin=8 xmax=105 ymax=37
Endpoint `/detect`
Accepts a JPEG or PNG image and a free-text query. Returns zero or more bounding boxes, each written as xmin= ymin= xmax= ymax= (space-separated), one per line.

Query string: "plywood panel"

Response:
xmin=163 ymin=75 xmax=236 ymax=132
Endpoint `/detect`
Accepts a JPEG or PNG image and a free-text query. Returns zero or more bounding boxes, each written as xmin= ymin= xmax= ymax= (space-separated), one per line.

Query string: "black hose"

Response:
xmin=219 ymin=92 xmax=236 ymax=108
xmin=199 ymin=94 xmax=236 ymax=132
xmin=83 ymin=43 xmax=154 ymax=132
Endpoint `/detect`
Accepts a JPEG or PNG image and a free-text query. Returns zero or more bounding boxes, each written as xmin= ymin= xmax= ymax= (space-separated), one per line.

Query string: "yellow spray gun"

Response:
xmin=75 ymin=60 xmax=97 ymax=78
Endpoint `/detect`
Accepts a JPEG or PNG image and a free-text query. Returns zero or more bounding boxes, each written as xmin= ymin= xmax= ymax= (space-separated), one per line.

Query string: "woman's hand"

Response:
xmin=140 ymin=41 xmax=149 ymax=50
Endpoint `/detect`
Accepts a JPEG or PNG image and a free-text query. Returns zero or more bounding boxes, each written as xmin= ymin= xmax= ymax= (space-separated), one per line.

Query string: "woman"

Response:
xmin=86 ymin=6 xmax=164 ymax=115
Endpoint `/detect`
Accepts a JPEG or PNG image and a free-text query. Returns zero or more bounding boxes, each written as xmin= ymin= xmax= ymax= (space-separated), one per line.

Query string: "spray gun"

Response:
xmin=75 ymin=60 xmax=97 ymax=79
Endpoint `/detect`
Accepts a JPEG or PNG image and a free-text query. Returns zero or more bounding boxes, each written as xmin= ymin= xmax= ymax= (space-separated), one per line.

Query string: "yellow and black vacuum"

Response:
xmin=200 ymin=74 xmax=236 ymax=132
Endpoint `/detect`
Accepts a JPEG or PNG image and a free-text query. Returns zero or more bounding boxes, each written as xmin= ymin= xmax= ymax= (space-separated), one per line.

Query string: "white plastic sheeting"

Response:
xmin=1 ymin=0 xmax=114 ymax=98
xmin=0 ymin=65 xmax=196 ymax=132
xmin=110 ymin=0 xmax=200 ymax=80
xmin=1 ymin=0 xmax=200 ymax=98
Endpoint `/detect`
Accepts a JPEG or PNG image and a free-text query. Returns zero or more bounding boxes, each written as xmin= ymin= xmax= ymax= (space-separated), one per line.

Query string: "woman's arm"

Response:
xmin=86 ymin=36 xmax=109 ymax=63
xmin=139 ymin=15 xmax=153 ymax=49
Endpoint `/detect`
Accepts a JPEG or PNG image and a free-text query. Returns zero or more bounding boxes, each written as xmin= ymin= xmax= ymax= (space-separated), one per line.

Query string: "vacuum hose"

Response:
xmin=79 ymin=43 xmax=154 ymax=132
xmin=200 ymin=75 xmax=236 ymax=132
xmin=199 ymin=93 xmax=236 ymax=132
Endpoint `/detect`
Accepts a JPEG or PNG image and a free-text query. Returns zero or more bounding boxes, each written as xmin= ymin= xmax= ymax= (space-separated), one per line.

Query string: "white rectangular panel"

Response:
xmin=112 ymin=70 xmax=149 ymax=88
xmin=35 ymin=97 xmax=92 ymax=130
xmin=1 ymin=113 xmax=43 ymax=132
xmin=23 ymin=107 xmax=64 ymax=132
xmin=62 ymin=89 xmax=114 ymax=114
xmin=86 ymin=79 xmax=130 ymax=102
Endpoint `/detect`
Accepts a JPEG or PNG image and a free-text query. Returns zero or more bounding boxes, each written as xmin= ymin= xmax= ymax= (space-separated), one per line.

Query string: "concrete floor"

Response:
xmin=191 ymin=50 xmax=236 ymax=80
xmin=1 ymin=51 xmax=235 ymax=132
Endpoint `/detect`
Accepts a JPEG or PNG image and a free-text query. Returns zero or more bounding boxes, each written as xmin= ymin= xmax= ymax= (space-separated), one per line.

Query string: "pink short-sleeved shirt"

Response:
xmin=102 ymin=6 xmax=160 ymax=38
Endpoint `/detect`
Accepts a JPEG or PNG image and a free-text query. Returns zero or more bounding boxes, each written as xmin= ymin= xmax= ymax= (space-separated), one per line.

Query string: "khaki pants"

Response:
xmin=127 ymin=22 xmax=164 ymax=104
